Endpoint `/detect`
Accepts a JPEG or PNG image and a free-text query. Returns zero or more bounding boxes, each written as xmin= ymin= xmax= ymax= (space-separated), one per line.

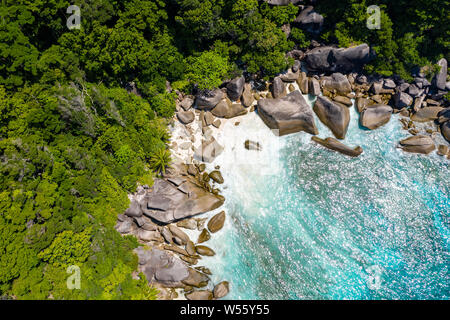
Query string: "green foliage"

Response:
xmin=150 ymin=148 xmax=172 ymax=175
xmin=290 ymin=28 xmax=310 ymax=49
xmin=185 ymin=51 xmax=232 ymax=90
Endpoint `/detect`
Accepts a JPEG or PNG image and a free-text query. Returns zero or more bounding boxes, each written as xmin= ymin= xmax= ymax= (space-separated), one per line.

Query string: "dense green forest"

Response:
xmin=0 ymin=0 xmax=448 ymax=299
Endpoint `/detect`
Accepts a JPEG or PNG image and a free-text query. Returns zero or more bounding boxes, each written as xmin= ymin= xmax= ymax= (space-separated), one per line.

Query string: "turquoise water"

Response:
xmin=204 ymin=95 xmax=449 ymax=300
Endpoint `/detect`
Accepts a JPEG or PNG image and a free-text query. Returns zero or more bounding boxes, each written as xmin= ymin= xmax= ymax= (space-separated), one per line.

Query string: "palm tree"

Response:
xmin=149 ymin=148 xmax=172 ymax=175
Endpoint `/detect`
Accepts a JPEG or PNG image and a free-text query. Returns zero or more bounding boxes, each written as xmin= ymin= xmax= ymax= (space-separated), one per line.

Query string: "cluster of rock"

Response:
xmin=115 ymin=163 xmax=229 ymax=300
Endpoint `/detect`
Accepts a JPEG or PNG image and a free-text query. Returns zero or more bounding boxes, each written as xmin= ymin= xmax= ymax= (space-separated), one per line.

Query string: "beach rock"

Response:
xmin=182 ymin=268 xmax=210 ymax=288
xmin=309 ymin=78 xmax=321 ymax=96
xmin=360 ymin=104 xmax=393 ymax=129
xmin=333 ymin=95 xmax=352 ymax=106
xmin=294 ymin=6 xmax=323 ymax=34
xmin=411 ymin=107 xmax=444 ymax=122
xmin=180 ymin=97 xmax=194 ymax=111
xmin=116 ymin=219 xmax=134 ymax=234
xmin=125 ymin=200 xmax=143 ymax=217
xmin=209 ymin=171 xmax=224 ymax=184
xmin=292 ymin=60 xmax=301 ymax=73
xmin=313 ymin=96 xmax=350 ymax=139
xmin=185 ymin=241 xmax=197 ymax=256
xmin=168 ymin=225 xmax=190 ymax=244
xmin=177 ymin=219 xmax=197 ymax=230
xmin=196 ymin=245 xmax=216 ymax=256
xmin=272 ymin=77 xmax=286 ymax=98
xmin=138 ymin=229 xmax=162 ymax=242
xmin=399 ymin=135 xmax=436 ymax=154
xmin=257 ymin=90 xmax=318 ymax=136
xmin=161 ymin=227 xmax=173 ymax=243
xmin=297 ymin=72 xmax=309 ymax=94
xmin=140 ymin=178 xmax=224 ymax=224
xmin=305 ymin=44 xmax=372 ymax=73
xmin=196 ymin=89 xmax=224 ymax=110
xmin=177 ymin=111 xmax=195 ymax=124
xmin=441 ymin=121 xmax=450 ymax=143
xmin=383 ymin=79 xmax=396 ymax=89
xmin=393 ymin=92 xmax=413 ymax=109
xmin=212 ymin=119 xmax=221 ymax=128
xmin=312 ymin=136 xmax=363 ymax=157
xmin=437 ymin=145 xmax=449 ymax=156
xmin=245 ymin=140 xmax=262 ymax=151
xmin=321 ymin=73 xmax=352 ymax=95
xmin=204 ymin=111 xmax=214 ymax=126
xmin=185 ymin=290 xmax=213 ymax=300
xmin=407 ymin=84 xmax=421 ymax=97
xmin=208 ymin=211 xmax=226 ymax=233
xmin=211 ymin=99 xmax=247 ymax=119
xmin=241 ymin=83 xmax=254 ymax=107
xmin=226 ymin=76 xmax=245 ymax=101
xmin=213 ymin=281 xmax=230 ymax=299
xmin=194 ymin=136 xmax=224 ymax=163
xmin=433 ymin=58 xmax=447 ymax=90
xmin=197 ymin=228 xmax=211 ymax=243
xmin=355 ymin=97 xmax=371 ymax=113
xmin=136 ymin=247 xmax=189 ymax=287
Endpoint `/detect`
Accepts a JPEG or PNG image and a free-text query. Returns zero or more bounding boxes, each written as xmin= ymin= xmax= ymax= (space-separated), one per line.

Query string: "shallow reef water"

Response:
xmin=201 ymin=94 xmax=449 ymax=300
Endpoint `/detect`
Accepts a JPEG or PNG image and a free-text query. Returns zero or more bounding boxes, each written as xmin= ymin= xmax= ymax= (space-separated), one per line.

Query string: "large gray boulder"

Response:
xmin=272 ymin=76 xmax=286 ymax=98
xmin=393 ymin=91 xmax=413 ymax=109
xmin=305 ymin=44 xmax=372 ymax=73
xmin=124 ymin=199 xmax=143 ymax=217
xmin=411 ymin=107 xmax=444 ymax=122
xmin=399 ymin=135 xmax=435 ymax=154
xmin=321 ymin=73 xmax=352 ymax=95
xmin=211 ymin=102 xmax=247 ymax=119
xmin=137 ymin=178 xmax=224 ymax=224
xmin=194 ymin=136 xmax=224 ymax=163
xmin=360 ymin=105 xmax=393 ymax=130
xmin=226 ymin=76 xmax=245 ymax=101
xmin=294 ymin=6 xmax=324 ymax=34
xmin=177 ymin=111 xmax=195 ymax=124
xmin=313 ymin=96 xmax=350 ymax=139
xmin=433 ymin=58 xmax=448 ymax=90
xmin=196 ymin=89 xmax=224 ymax=110
xmin=257 ymin=90 xmax=318 ymax=136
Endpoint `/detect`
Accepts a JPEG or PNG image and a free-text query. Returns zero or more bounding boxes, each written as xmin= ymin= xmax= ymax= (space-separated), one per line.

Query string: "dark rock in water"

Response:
xmin=294 ymin=6 xmax=324 ymax=34
xmin=177 ymin=111 xmax=195 ymax=124
xmin=272 ymin=76 xmax=286 ymax=98
xmin=213 ymin=281 xmax=230 ymax=299
xmin=244 ymin=140 xmax=262 ymax=151
xmin=360 ymin=104 xmax=393 ymax=130
xmin=393 ymin=92 xmax=413 ymax=109
xmin=125 ymin=200 xmax=143 ymax=217
xmin=185 ymin=241 xmax=196 ymax=256
xmin=257 ymin=90 xmax=318 ymax=136
xmin=226 ymin=76 xmax=245 ymax=101
xmin=196 ymin=89 xmax=224 ymax=110
xmin=321 ymin=73 xmax=352 ymax=95
xmin=441 ymin=121 xmax=450 ymax=143
xmin=313 ymin=96 xmax=350 ymax=139
xmin=305 ymin=44 xmax=372 ymax=73
xmin=182 ymin=268 xmax=210 ymax=288
xmin=399 ymin=135 xmax=435 ymax=154
xmin=312 ymin=136 xmax=363 ymax=157
xmin=176 ymin=219 xmax=197 ymax=230
xmin=411 ymin=107 xmax=444 ymax=122
xmin=196 ymin=245 xmax=216 ymax=256
xmin=136 ymin=247 xmax=190 ymax=287
xmin=209 ymin=171 xmax=224 ymax=184
xmin=433 ymin=58 xmax=447 ymax=90
xmin=197 ymin=228 xmax=211 ymax=243
xmin=185 ymin=290 xmax=213 ymax=300
xmin=437 ymin=144 xmax=449 ymax=156
xmin=140 ymin=178 xmax=224 ymax=224
xmin=208 ymin=211 xmax=226 ymax=233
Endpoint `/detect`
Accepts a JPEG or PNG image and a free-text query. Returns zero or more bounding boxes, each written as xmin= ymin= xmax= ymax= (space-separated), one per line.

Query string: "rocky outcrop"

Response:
xmin=441 ymin=121 xmax=450 ymax=143
xmin=177 ymin=111 xmax=195 ymax=124
xmin=135 ymin=178 xmax=224 ymax=224
xmin=241 ymin=83 xmax=254 ymax=107
xmin=321 ymin=73 xmax=352 ymax=95
xmin=309 ymin=78 xmax=321 ymax=96
xmin=196 ymin=245 xmax=215 ymax=256
xmin=433 ymin=58 xmax=448 ymax=90
xmin=399 ymin=135 xmax=436 ymax=154
xmin=294 ymin=6 xmax=324 ymax=34
xmin=312 ymin=136 xmax=363 ymax=157
xmin=411 ymin=107 xmax=444 ymax=122
xmin=272 ymin=76 xmax=286 ymax=98
xmin=213 ymin=281 xmax=230 ymax=299
xmin=360 ymin=104 xmax=393 ymax=130
xmin=393 ymin=92 xmax=413 ymax=109
xmin=185 ymin=290 xmax=213 ymax=300
xmin=245 ymin=140 xmax=262 ymax=151
xmin=196 ymin=89 xmax=224 ymax=110
xmin=305 ymin=44 xmax=372 ymax=73
xmin=208 ymin=211 xmax=226 ymax=233
xmin=209 ymin=171 xmax=224 ymax=184
xmin=179 ymin=97 xmax=194 ymax=111
xmin=313 ymin=96 xmax=350 ymax=139
xmin=226 ymin=76 xmax=245 ymax=101
xmin=257 ymin=90 xmax=318 ymax=136
xmin=194 ymin=136 xmax=224 ymax=162
xmin=211 ymin=99 xmax=247 ymax=119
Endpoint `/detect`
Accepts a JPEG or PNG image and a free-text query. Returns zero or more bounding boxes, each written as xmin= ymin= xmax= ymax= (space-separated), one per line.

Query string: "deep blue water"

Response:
xmin=203 ymin=96 xmax=449 ymax=300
